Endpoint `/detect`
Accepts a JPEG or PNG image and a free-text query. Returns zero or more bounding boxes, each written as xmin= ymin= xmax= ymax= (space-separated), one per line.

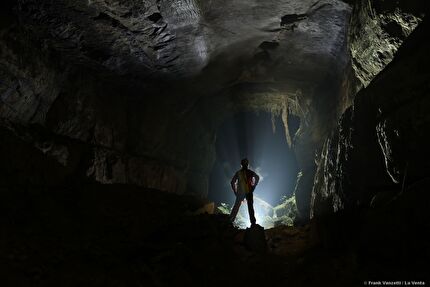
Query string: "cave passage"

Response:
xmin=208 ymin=111 xmax=299 ymax=207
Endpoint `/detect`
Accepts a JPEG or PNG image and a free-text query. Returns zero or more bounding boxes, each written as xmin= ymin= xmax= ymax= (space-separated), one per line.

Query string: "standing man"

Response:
xmin=230 ymin=158 xmax=260 ymax=226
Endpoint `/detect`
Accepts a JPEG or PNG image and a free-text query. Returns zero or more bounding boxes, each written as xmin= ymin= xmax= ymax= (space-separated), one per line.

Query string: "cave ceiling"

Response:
xmin=1 ymin=0 xmax=427 ymax=202
xmin=17 ymin=0 xmax=351 ymax=99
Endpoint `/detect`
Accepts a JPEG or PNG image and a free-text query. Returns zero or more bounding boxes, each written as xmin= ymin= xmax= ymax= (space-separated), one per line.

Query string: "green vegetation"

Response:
xmin=216 ymin=195 xmax=298 ymax=228
xmin=273 ymin=195 xmax=298 ymax=227
xmin=217 ymin=203 xmax=231 ymax=215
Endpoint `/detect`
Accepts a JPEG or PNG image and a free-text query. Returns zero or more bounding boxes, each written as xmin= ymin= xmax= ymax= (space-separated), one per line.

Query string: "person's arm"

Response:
xmin=252 ymin=171 xmax=260 ymax=191
xmin=231 ymin=172 xmax=238 ymax=194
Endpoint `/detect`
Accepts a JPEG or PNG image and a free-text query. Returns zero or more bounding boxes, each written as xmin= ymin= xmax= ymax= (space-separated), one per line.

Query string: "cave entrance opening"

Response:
xmin=208 ymin=111 xmax=300 ymax=228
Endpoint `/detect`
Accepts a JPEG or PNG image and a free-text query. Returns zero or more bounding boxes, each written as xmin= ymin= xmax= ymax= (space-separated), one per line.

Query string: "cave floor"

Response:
xmin=0 ymin=183 xmax=427 ymax=286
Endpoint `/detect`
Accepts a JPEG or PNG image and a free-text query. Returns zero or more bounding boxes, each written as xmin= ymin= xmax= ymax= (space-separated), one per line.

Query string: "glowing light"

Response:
xmin=209 ymin=111 xmax=300 ymax=228
xmin=229 ymin=193 xmax=298 ymax=229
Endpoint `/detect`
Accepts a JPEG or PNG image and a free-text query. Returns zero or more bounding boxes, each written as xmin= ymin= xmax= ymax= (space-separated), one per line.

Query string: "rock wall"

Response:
xmin=311 ymin=16 xmax=430 ymax=218
xmin=1 ymin=0 xmax=354 ymax=201
xmin=347 ymin=0 xmax=424 ymax=88
xmin=8 ymin=0 xmax=421 ymax=208
xmin=0 ymin=16 xmax=198 ymax=195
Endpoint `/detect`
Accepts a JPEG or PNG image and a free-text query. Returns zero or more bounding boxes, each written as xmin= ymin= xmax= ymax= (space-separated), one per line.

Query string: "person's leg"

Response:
xmin=230 ymin=193 xmax=245 ymax=222
xmin=246 ymin=192 xmax=256 ymax=225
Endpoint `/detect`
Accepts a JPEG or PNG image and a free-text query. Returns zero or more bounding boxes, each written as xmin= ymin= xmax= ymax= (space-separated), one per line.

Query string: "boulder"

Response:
xmin=243 ymin=224 xmax=267 ymax=253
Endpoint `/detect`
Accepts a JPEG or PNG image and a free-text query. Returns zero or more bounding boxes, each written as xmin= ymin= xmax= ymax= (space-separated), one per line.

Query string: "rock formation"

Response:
xmin=1 ymin=0 xmax=353 ymax=205
xmin=311 ymin=12 xmax=430 ymax=218
xmin=1 ymin=0 xmax=429 ymax=285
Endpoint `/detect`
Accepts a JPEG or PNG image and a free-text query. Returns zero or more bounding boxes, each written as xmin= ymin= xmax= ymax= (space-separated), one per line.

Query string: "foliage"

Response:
xmin=273 ymin=195 xmax=298 ymax=227
xmin=216 ymin=195 xmax=298 ymax=228
xmin=217 ymin=203 xmax=231 ymax=215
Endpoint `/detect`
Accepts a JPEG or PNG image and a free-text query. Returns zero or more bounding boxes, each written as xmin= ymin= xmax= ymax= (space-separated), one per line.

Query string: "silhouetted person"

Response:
xmin=230 ymin=158 xmax=260 ymax=226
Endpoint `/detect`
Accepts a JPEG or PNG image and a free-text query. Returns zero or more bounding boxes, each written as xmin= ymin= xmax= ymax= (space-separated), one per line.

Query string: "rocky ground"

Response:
xmin=1 ymin=181 xmax=428 ymax=287
xmin=1 ymin=1 xmax=429 ymax=286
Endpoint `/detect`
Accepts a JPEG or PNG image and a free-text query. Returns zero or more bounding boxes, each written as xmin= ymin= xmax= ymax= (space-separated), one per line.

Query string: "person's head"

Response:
xmin=241 ymin=158 xmax=249 ymax=169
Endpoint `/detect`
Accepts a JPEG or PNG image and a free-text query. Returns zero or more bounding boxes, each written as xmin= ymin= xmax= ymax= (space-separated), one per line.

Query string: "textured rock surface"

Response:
xmin=243 ymin=224 xmax=267 ymax=252
xmin=1 ymin=1 xmax=429 ymax=285
xmin=1 ymin=0 xmax=353 ymax=201
xmin=13 ymin=0 xmax=351 ymax=79
xmin=347 ymin=0 xmax=424 ymax=88
xmin=311 ymin=17 xmax=430 ymax=218
xmin=2 ymin=0 xmax=425 ymax=216
xmin=2 ymin=182 xmax=427 ymax=286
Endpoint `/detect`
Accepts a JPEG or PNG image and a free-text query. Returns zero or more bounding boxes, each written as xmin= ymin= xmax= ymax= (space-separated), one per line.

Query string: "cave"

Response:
xmin=209 ymin=111 xmax=299 ymax=228
xmin=1 ymin=0 xmax=429 ymax=286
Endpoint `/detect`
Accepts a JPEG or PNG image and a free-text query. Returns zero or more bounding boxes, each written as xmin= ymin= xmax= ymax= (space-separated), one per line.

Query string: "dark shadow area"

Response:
xmin=1 ymin=180 xmax=427 ymax=287
xmin=209 ymin=111 xmax=299 ymax=205
xmin=1 ymin=1 xmax=429 ymax=286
